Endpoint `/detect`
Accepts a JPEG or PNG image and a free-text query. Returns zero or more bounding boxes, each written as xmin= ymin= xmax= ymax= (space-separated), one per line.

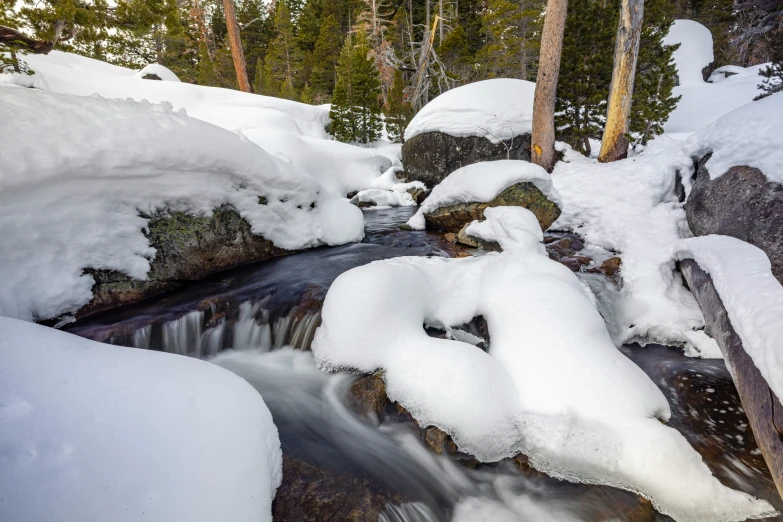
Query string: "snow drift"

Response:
xmin=313 ymin=206 xmax=774 ymax=522
xmin=0 ymin=86 xmax=363 ymax=321
xmin=0 ymin=316 xmax=282 ymax=522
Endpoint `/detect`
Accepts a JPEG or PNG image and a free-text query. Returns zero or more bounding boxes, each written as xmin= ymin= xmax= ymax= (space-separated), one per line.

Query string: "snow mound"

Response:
xmin=663 ymin=20 xmax=766 ymax=133
xmin=406 ymin=160 xmax=560 ymax=230
xmin=313 ymin=206 xmax=774 ymax=522
xmin=0 ymin=70 xmax=49 ymax=90
xmin=0 ymin=86 xmax=363 ymax=321
xmin=675 ymin=235 xmax=783 ymax=402
xmin=686 ymin=93 xmax=783 ymax=182
xmin=0 ymin=316 xmax=282 ymax=522
xmin=134 ymin=63 xmax=181 ymax=82
xmin=404 ymin=79 xmax=536 ymax=143
xmin=552 ymin=141 xmax=704 ymax=346
xmin=352 ymin=188 xmax=416 ymax=208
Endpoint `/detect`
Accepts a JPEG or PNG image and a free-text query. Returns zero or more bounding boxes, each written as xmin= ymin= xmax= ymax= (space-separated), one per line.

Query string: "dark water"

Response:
xmin=66 ymin=206 xmax=782 ymax=521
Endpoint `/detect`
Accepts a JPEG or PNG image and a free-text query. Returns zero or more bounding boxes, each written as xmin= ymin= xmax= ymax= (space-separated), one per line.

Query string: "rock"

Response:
xmin=401 ymin=131 xmax=531 ymax=187
xmin=685 ymin=155 xmax=783 ymax=283
xmin=407 ymin=187 xmax=427 ymax=205
xmin=558 ymin=256 xmax=591 ymax=272
xmin=456 ymin=223 xmax=501 ymax=251
xmin=348 ymin=373 xmax=388 ymax=420
xmin=423 ymin=182 xmax=561 ymax=233
xmin=598 ymin=256 xmax=622 ymax=277
xmin=273 ymin=454 xmax=404 ymax=522
xmin=141 ymin=73 xmax=162 ymax=80
xmin=444 ymin=232 xmax=458 ymax=243
xmin=76 ymin=205 xmax=290 ymax=318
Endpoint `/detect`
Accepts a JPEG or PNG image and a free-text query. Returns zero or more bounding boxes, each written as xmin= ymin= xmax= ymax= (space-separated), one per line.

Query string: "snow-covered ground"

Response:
xmin=663 ymin=20 xmax=766 ymax=134
xmin=0 ymin=316 xmax=282 ymax=522
xmin=313 ymin=207 xmax=775 ymax=522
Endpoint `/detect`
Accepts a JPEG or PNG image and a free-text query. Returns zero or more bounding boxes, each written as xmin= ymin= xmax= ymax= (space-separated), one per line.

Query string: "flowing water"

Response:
xmin=66 ymin=207 xmax=782 ymax=522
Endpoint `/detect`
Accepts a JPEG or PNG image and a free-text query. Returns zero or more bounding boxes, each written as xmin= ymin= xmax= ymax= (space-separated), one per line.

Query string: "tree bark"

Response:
xmin=598 ymin=0 xmax=644 ymax=162
xmin=222 ymin=0 xmax=253 ymax=92
xmin=531 ymin=0 xmax=568 ymax=173
xmin=679 ymin=259 xmax=783 ymax=502
xmin=0 ymin=23 xmax=74 ymax=55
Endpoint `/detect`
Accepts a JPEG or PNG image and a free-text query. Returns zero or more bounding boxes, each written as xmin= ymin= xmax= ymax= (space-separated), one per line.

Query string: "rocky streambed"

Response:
xmin=66 ymin=207 xmax=783 ymax=522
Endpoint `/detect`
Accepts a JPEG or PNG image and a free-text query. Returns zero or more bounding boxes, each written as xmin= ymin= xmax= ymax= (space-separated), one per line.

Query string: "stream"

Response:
xmin=66 ymin=206 xmax=783 ymax=522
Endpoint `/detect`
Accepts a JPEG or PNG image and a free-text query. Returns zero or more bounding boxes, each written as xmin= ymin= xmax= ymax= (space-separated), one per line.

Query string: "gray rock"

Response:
xmin=401 ymin=131 xmax=531 ymax=187
xmin=685 ymin=154 xmax=783 ymax=283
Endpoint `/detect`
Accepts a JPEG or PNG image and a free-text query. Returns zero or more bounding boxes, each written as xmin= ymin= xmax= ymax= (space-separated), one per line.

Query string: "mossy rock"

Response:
xmin=423 ymin=182 xmax=561 ymax=233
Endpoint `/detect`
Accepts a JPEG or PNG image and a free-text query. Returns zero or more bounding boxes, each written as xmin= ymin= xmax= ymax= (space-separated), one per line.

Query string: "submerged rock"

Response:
xmin=401 ymin=131 xmax=531 ymax=187
xmin=77 ymin=205 xmax=290 ymax=318
xmin=686 ymin=155 xmax=783 ymax=283
xmin=422 ymin=182 xmax=561 ymax=233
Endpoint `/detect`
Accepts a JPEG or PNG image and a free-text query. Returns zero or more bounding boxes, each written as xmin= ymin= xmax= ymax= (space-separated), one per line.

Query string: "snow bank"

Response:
xmin=404 ymin=79 xmax=536 ymax=143
xmin=406 ymin=160 xmax=560 ymax=229
xmin=352 ymin=188 xmax=416 ymax=207
xmin=0 ymin=86 xmax=363 ymax=321
xmin=663 ymin=20 xmax=765 ymax=133
xmin=0 ymin=70 xmax=50 ymax=90
xmin=686 ymin=92 xmax=783 ymax=182
xmin=134 ymin=63 xmax=181 ymax=82
xmin=674 ymin=235 xmax=783 ymax=402
xmin=0 ymin=316 xmax=282 ymax=522
xmin=551 ymin=140 xmax=704 ymax=346
xmin=313 ymin=207 xmax=774 ymax=522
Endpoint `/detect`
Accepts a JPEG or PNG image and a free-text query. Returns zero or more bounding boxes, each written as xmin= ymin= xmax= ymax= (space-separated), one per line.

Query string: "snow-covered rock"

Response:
xmin=663 ymin=20 xmax=766 ymax=134
xmin=406 ymin=160 xmax=561 ymax=232
xmin=313 ymin=206 xmax=775 ymax=522
xmin=401 ymin=79 xmax=535 ymax=186
xmin=134 ymin=63 xmax=181 ymax=82
xmin=0 ymin=86 xmax=363 ymax=321
xmin=0 ymin=316 xmax=282 ymax=522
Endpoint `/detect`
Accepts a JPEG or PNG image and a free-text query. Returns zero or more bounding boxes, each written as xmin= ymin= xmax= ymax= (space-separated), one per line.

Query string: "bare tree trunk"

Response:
xmin=0 ymin=23 xmax=75 ymax=55
xmin=598 ymin=0 xmax=643 ymax=162
xmin=222 ymin=0 xmax=253 ymax=92
xmin=439 ymin=0 xmax=443 ymax=44
xmin=531 ymin=0 xmax=568 ymax=173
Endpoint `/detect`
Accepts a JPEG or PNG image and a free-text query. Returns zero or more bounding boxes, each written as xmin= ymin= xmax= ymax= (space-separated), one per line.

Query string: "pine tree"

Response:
xmin=238 ymin=0 xmax=273 ymax=85
xmin=629 ymin=0 xmax=680 ymax=145
xmin=330 ymin=32 xmax=383 ymax=143
xmin=755 ymin=28 xmax=783 ymax=100
xmin=436 ymin=23 xmax=475 ymax=85
xmin=309 ymin=14 xmax=344 ymax=101
xmin=478 ymin=0 xmax=543 ymax=81
xmin=261 ymin=0 xmax=304 ymax=98
xmin=385 ymin=68 xmax=413 ymax=142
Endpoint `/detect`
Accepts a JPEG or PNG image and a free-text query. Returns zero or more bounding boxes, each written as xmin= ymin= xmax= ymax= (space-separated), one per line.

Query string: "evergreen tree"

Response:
xmin=238 ymin=0 xmax=274 ymax=84
xmin=755 ymin=28 xmax=783 ymax=99
xmin=629 ymin=0 xmax=680 ymax=145
xmin=296 ymin=0 xmax=323 ymax=53
xmin=477 ymin=0 xmax=543 ymax=81
xmin=309 ymin=14 xmax=344 ymax=101
xmin=330 ymin=32 xmax=383 ymax=143
xmin=261 ymin=0 xmax=304 ymax=98
xmin=385 ymin=68 xmax=413 ymax=142
xmin=436 ymin=24 xmax=475 ymax=85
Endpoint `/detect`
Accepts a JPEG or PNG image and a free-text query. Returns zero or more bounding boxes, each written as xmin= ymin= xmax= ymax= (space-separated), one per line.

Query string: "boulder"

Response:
xmin=685 ymin=155 xmax=783 ymax=283
xmin=76 ymin=205 xmax=290 ymax=318
xmin=422 ymin=182 xmax=561 ymax=233
xmin=401 ymin=131 xmax=531 ymax=187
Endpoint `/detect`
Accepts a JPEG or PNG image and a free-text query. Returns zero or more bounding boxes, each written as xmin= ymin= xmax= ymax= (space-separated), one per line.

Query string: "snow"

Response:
xmin=674 ymin=235 xmax=783 ymax=403
xmin=663 ymin=20 xmax=766 ymax=134
xmin=0 ymin=70 xmax=50 ymax=90
xmin=0 ymin=86 xmax=363 ymax=321
xmin=683 ymin=330 xmax=723 ymax=359
xmin=352 ymin=188 xmax=416 ymax=207
xmin=685 ymin=92 xmax=783 ymax=182
xmin=134 ymin=63 xmax=181 ymax=82
xmin=404 ymin=79 xmax=536 ymax=143
xmin=313 ymin=206 xmax=774 ymax=522
xmin=551 ymin=140 xmax=704 ymax=347
xmin=406 ymin=160 xmax=561 ymax=229
xmin=0 ymin=316 xmax=282 ymax=522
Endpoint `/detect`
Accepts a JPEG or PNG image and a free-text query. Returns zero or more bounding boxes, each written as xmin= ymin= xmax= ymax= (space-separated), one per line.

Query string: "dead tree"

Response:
xmin=222 ymin=0 xmax=252 ymax=92
xmin=598 ymin=0 xmax=644 ymax=163
xmin=531 ymin=0 xmax=568 ymax=172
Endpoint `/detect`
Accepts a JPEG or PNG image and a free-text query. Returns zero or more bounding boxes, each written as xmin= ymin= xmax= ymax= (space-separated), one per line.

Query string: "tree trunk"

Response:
xmin=0 ymin=23 xmax=74 ymax=55
xmin=531 ymin=0 xmax=568 ymax=173
xmin=679 ymin=259 xmax=783 ymax=502
xmin=598 ymin=0 xmax=644 ymax=162
xmin=222 ymin=0 xmax=253 ymax=93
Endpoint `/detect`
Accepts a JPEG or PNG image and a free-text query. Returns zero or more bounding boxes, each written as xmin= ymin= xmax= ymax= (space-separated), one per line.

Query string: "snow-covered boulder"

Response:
xmin=406 ymin=160 xmax=561 ymax=233
xmin=0 ymin=86 xmax=363 ymax=322
xmin=684 ymin=93 xmax=783 ymax=282
xmin=313 ymin=206 xmax=775 ymax=522
xmin=401 ymin=79 xmax=535 ymax=186
xmin=0 ymin=316 xmax=282 ymax=522
xmin=134 ymin=63 xmax=181 ymax=82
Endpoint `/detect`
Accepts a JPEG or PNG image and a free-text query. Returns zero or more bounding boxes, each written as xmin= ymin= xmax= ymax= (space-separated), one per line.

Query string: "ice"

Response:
xmin=0 ymin=316 xmax=282 ymax=522
xmin=0 ymin=86 xmax=363 ymax=321
xmin=675 ymin=235 xmax=783 ymax=403
xmin=313 ymin=206 xmax=775 ymax=522
xmin=404 ymin=79 xmax=536 ymax=143
xmin=406 ymin=160 xmax=560 ymax=229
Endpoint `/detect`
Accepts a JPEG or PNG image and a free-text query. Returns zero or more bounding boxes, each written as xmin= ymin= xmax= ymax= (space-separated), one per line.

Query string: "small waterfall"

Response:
xmin=162 ymin=310 xmax=204 ymax=356
xmin=132 ymin=324 xmax=152 ymax=349
xmin=380 ymin=503 xmax=439 ymax=522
